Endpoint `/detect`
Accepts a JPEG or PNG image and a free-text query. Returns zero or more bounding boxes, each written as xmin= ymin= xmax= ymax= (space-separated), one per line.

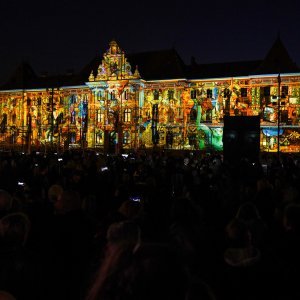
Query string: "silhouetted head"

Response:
xmin=54 ymin=190 xmax=81 ymax=214
xmin=283 ymin=203 xmax=300 ymax=232
xmin=0 ymin=212 xmax=31 ymax=247
xmin=0 ymin=291 xmax=16 ymax=300
xmin=0 ymin=190 xmax=13 ymax=216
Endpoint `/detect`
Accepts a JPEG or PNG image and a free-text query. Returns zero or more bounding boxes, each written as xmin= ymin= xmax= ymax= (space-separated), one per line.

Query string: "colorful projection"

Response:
xmin=1 ymin=40 xmax=300 ymax=153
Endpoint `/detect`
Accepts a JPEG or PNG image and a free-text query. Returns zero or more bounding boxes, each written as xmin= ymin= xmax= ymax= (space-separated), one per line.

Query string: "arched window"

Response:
xmin=124 ymin=108 xmax=131 ymax=122
xmin=96 ymin=91 xmax=102 ymax=100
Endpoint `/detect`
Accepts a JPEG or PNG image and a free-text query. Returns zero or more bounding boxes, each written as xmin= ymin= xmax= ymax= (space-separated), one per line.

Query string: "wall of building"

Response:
xmin=1 ymin=42 xmax=300 ymax=153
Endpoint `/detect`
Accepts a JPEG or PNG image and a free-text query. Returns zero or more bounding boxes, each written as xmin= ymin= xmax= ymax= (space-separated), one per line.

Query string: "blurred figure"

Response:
xmin=0 ymin=291 xmax=16 ymax=300
xmin=272 ymin=203 xmax=300 ymax=299
xmin=0 ymin=190 xmax=13 ymax=218
xmin=0 ymin=213 xmax=40 ymax=300
xmin=86 ymin=241 xmax=189 ymax=300
xmin=235 ymin=201 xmax=268 ymax=249
xmin=53 ymin=189 xmax=82 ymax=215
xmin=47 ymin=184 xmax=64 ymax=205
xmin=46 ymin=189 xmax=95 ymax=300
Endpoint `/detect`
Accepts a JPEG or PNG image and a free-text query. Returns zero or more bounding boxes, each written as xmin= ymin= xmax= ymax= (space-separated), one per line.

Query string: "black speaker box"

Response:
xmin=223 ymin=116 xmax=260 ymax=164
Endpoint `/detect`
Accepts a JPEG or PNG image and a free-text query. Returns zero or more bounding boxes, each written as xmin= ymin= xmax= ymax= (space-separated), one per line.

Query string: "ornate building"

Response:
xmin=1 ymin=37 xmax=300 ymax=153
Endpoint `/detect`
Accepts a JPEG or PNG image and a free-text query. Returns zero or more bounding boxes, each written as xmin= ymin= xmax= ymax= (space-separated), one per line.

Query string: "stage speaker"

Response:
xmin=223 ymin=116 xmax=260 ymax=164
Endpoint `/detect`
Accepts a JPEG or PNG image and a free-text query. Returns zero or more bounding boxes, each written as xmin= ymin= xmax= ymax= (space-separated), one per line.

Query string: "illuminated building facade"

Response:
xmin=1 ymin=38 xmax=300 ymax=153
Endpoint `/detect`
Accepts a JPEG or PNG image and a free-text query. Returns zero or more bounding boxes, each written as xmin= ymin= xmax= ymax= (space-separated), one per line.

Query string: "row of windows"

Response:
xmin=153 ymin=90 xmax=175 ymax=100
xmin=96 ymin=108 xmax=132 ymax=122
xmin=190 ymin=88 xmax=245 ymax=99
xmin=95 ymin=131 xmax=131 ymax=144
xmin=94 ymin=90 xmax=129 ymax=101
xmin=190 ymin=86 xmax=289 ymax=99
xmin=260 ymin=86 xmax=288 ymax=98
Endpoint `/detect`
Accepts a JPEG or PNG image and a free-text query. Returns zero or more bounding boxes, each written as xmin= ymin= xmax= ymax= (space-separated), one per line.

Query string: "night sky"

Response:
xmin=0 ymin=0 xmax=300 ymax=84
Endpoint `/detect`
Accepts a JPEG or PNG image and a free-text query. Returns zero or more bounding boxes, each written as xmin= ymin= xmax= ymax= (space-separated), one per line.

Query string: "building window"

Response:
xmin=70 ymin=132 xmax=76 ymax=144
xmin=71 ymin=111 xmax=76 ymax=124
xmin=241 ymin=88 xmax=247 ymax=97
xmin=168 ymin=90 xmax=174 ymax=100
xmin=124 ymin=90 xmax=128 ymax=100
xmin=224 ymin=88 xmax=231 ymax=98
xmin=71 ymin=95 xmax=77 ymax=104
xmin=177 ymin=107 xmax=183 ymax=118
xmin=95 ymin=91 xmax=101 ymax=101
xmin=110 ymin=91 xmax=116 ymax=100
xmin=96 ymin=131 xmax=104 ymax=144
xmin=123 ymin=131 xmax=130 ymax=144
xmin=281 ymin=86 xmax=288 ymax=98
xmin=190 ymin=90 xmax=197 ymax=99
xmin=96 ymin=110 xmax=105 ymax=123
xmin=207 ymin=89 xmax=212 ymax=98
xmin=263 ymin=86 xmax=270 ymax=96
xmin=153 ymin=90 xmax=159 ymax=100
xmin=124 ymin=108 xmax=131 ymax=122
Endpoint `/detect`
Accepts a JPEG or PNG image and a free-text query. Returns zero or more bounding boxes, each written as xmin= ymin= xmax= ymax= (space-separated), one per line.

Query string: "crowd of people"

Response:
xmin=1 ymin=148 xmax=300 ymax=300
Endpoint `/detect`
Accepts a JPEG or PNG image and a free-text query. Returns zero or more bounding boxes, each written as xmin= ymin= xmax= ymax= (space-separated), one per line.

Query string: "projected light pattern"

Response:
xmin=1 ymin=40 xmax=300 ymax=153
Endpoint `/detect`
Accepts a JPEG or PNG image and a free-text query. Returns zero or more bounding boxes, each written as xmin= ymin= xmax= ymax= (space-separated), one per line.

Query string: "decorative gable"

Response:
xmin=89 ymin=40 xmax=140 ymax=82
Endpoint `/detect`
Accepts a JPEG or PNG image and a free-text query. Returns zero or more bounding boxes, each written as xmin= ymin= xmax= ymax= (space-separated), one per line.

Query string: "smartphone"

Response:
xmin=101 ymin=167 xmax=108 ymax=172
xmin=18 ymin=181 xmax=25 ymax=186
xmin=129 ymin=196 xmax=141 ymax=202
xmin=58 ymin=158 xmax=63 ymax=162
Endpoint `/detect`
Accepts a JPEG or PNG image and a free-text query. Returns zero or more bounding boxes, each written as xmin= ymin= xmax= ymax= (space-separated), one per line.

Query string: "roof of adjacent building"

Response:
xmin=253 ymin=36 xmax=299 ymax=74
xmin=1 ymin=36 xmax=299 ymax=90
xmin=0 ymin=62 xmax=77 ymax=90
xmin=186 ymin=36 xmax=299 ymax=79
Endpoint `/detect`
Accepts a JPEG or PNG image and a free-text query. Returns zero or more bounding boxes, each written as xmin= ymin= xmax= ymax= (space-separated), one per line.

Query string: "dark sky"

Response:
xmin=0 ymin=0 xmax=300 ymax=84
